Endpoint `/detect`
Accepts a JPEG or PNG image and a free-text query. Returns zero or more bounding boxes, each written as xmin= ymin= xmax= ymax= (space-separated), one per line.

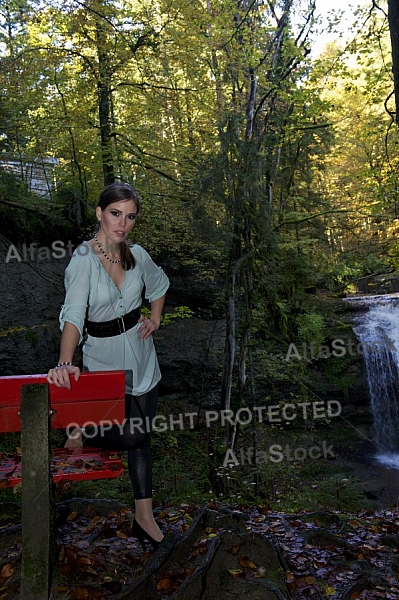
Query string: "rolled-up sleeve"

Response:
xmin=59 ymin=251 xmax=90 ymax=344
xmin=133 ymin=245 xmax=169 ymax=302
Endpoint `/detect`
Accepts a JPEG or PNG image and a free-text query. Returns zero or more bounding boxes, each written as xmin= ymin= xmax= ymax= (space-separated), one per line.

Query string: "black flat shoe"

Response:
xmin=132 ymin=518 xmax=162 ymax=551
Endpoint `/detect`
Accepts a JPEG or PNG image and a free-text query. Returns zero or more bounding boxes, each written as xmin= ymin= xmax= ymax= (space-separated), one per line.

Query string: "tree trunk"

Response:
xmin=388 ymin=0 xmax=399 ymax=124
xmin=96 ymin=21 xmax=115 ymax=185
xmin=54 ymin=76 xmax=87 ymax=203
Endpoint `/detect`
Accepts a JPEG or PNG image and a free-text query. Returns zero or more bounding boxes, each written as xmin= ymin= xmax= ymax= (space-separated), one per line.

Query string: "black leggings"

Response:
xmin=82 ymin=386 xmax=158 ymax=500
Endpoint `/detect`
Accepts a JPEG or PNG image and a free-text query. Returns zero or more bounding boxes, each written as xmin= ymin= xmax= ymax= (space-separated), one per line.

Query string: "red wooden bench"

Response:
xmin=0 ymin=370 xmax=127 ymax=598
xmin=0 ymin=371 xmax=126 ymax=487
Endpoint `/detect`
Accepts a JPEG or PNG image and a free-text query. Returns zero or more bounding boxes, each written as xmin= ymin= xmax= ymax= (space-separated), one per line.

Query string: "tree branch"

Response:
xmin=115 ymin=81 xmax=198 ymax=92
xmin=0 ymin=198 xmax=55 ymax=216
xmin=217 ymin=0 xmax=259 ymax=50
xmin=276 ymin=209 xmax=357 ymax=228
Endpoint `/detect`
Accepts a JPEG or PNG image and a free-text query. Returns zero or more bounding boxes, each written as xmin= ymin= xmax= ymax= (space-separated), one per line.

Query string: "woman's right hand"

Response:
xmin=47 ymin=365 xmax=81 ymax=390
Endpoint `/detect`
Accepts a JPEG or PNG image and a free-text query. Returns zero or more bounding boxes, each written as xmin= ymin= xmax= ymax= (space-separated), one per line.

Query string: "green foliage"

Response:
xmin=140 ymin=305 xmax=195 ymax=325
xmin=161 ymin=306 xmax=195 ymax=325
xmin=152 ymin=429 xmax=212 ymax=504
xmin=318 ymin=352 xmax=357 ymax=395
xmin=205 ymin=443 xmax=370 ymax=513
xmin=296 ymin=312 xmax=326 ymax=349
xmin=325 ymin=254 xmax=390 ymax=289
xmin=303 ymin=475 xmax=367 ymax=511
xmin=0 ymin=0 xmax=395 ymax=298
xmin=0 ymin=433 xmax=20 ymax=454
xmin=387 ymin=241 xmax=399 ymax=271
xmin=0 ymin=167 xmax=74 ymax=246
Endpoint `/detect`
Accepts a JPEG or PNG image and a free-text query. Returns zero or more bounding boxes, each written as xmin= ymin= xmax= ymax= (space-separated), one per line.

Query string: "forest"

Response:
xmin=2 ymin=0 xmax=399 ymax=598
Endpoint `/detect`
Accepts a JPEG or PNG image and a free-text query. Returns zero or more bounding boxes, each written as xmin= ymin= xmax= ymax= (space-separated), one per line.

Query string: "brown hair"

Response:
xmin=97 ymin=183 xmax=141 ymax=270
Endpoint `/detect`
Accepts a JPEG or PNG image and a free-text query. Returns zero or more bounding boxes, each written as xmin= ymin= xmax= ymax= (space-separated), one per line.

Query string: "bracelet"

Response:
xmin=55 ymin=362 xmax=73 ymax=369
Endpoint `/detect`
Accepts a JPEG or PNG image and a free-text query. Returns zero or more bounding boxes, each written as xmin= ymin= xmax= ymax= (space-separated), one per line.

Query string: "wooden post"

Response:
xmin=20 ymin=383 xmax=53 ymax=600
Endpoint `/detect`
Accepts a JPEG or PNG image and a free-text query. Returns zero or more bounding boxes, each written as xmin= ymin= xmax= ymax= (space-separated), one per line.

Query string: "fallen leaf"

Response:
xmin=349 ymin=519 xmax=361 ymax=528
xmin=120 ymin=507 xmax=132 ymax=515
xmin=227 ymin=568 xmax=243 ymax=577
xmin=0 ymin=564 xmax=13 ymax=579
xmin=167 ymin=515 xmax=181 ymax=523
xmin=157 ymin=578 xmax=175 ymax=591
xmin=92 ymin=515 xmax=103 ymax=525
xmin=238 ymin=555 xmax=257 ymax=569
xmin=227 ymin=544 xmax=240 ymax=555
xmin=71 ymin=588 xmax=89 ymax=599
xmin=290 ymin=520 xmax=304 ymax=528
xmin=325 ymin=585 xmax=336 ymax=596
xmin=204 ymin=527 xmax=217 ymax=534
xmin=313 ymin=519 xmax=322 ymax=527
xmin=286 ymin=572 xmax=295 ymax=583
xmin=76 ymin=557 xmax=93 ymax=566
xmin=313 ymin=557 xmax=328 ymax=568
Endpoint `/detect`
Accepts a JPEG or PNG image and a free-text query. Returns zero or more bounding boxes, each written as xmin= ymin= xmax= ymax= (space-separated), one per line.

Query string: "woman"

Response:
xmin=47 ymin=182 xmax=169 ymax=551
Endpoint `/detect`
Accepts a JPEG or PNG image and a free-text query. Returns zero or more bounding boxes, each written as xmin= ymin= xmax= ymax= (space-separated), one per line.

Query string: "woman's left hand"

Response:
xmin=138 ymin=316 xmax=159 ymax=340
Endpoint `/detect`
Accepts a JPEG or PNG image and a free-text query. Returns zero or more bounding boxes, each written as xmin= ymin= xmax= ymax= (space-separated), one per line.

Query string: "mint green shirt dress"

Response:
xmin=59 ymin=242 xmax=169 ymax=395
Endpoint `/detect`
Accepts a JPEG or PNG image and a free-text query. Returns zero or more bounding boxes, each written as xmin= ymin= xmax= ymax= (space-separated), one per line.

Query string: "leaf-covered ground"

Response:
xmin=1 ymin=500 xmax=399 ymax=599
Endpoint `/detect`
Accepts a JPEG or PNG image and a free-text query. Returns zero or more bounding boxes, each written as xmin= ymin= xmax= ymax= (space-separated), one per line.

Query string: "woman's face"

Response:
xmin=96 ymin=199 xmax=138 ymax=245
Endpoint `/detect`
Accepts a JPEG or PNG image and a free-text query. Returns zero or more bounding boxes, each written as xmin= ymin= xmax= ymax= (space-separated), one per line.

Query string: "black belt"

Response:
xmin=86 ymin=307 xmax=141 ymax=338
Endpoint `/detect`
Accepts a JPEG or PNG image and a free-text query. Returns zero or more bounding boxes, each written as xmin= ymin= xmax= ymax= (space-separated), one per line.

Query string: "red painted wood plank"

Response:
xmin=0 ymin=375 xmax=48 ymax=406
xmin=0 ymin=371 xmax=126 ymax=433
xmin=0 ymin=448 xmax=124 ymax=488
xmin=50 ymin=371 xmax=126 ymax=428
xmin=0 ymin=375 xmax=49 ymax=432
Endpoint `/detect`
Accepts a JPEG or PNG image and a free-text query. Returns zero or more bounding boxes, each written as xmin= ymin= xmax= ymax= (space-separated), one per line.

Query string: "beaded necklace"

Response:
xmin=94 ymin=233 xmax=121 ymax=264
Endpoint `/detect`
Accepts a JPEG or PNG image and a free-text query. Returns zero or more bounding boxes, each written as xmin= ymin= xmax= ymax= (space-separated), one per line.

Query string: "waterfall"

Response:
xmin=345 ymin=294 xmax=399 ymax=469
